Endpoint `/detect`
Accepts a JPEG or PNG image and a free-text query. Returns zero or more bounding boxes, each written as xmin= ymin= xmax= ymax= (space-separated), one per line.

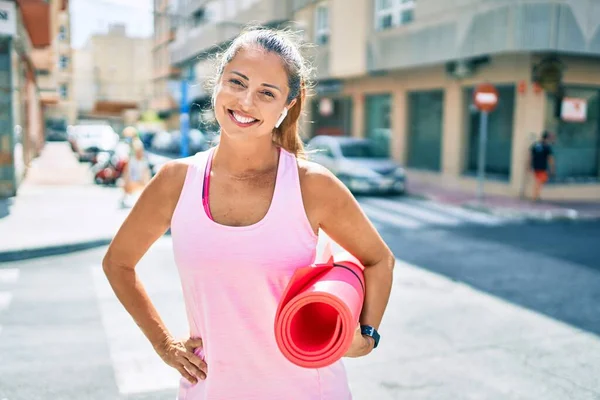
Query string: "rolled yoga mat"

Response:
xmin=274 ymin=245 xmax=365 ymax=369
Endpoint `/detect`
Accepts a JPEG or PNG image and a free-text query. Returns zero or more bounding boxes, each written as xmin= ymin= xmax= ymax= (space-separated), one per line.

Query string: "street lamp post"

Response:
xmin=179 ymin=77 xmax=190 ymax=158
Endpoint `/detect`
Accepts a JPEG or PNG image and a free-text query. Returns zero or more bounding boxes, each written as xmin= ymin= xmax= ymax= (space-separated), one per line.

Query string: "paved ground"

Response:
xmin=0 ymin=221 xmax=599 ymax=399
xmin=1 ymin=143 xmax=528 ymax=260
xmin=408 ymin=179 xmax=600 ymax=220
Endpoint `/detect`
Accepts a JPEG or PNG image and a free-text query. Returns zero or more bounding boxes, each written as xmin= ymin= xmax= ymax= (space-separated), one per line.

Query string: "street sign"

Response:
xmin=473 ymin=83 xmax=499 ymax=113
xmin=0 ymin=0 xmax=16 ymax=37
xmin=561 ymin=97 xmax=587 ymax=122
xmin=472 ymin=83 xmax=499 ymax=204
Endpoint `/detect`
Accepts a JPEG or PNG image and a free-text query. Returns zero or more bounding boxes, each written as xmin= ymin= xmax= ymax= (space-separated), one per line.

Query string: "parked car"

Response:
xmin=69 ymin=124 xmax=119 ymax=162
xmin=307 ymin=135 xmax=406 ymax=195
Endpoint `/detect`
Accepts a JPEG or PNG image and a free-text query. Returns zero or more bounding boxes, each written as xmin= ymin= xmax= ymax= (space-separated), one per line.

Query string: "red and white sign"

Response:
xmin=561 ymin=97 xmax=587 ymax=122
xmin=319 ymin=97 xmax=334 ymax=116
xmin=473 ymin=83 xmax=499 ymax=113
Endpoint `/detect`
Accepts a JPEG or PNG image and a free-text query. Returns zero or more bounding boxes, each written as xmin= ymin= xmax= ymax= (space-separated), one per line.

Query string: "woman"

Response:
xmin=102 ymin=28 xmax=395 ymax=399
xmin=121 ymin=138 xmax=151 ymax=207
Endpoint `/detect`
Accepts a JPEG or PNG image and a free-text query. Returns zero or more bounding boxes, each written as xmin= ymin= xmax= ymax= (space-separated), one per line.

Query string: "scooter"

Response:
xmin=92 ymin=151 xmax=127 ymax=185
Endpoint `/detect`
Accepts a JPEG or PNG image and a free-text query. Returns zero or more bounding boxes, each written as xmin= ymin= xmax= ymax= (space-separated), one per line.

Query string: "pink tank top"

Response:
xmin=170 ymin=146 xmax=352 ymax=400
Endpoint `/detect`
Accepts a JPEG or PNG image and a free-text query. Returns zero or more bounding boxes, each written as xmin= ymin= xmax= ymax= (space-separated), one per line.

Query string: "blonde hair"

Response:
xmin=211 ymin=26 xmax=313 ymax=158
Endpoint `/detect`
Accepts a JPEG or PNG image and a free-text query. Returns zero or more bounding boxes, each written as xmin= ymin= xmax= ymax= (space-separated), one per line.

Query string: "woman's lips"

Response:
xmin=228 ymin=109 xmax=259 ymax=127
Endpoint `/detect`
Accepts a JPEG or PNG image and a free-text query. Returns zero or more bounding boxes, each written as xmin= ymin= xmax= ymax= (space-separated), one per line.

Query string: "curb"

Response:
xmin=0 ymin=238 xmax=113 ymax=263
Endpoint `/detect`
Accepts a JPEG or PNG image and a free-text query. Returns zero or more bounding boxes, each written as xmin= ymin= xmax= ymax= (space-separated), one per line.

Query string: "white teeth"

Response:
xmin=232 ymin=111 xmax=256 ymax=124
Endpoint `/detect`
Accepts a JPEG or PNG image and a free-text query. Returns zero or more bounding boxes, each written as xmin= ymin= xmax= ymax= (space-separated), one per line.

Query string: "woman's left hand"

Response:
xmin=344 ymin=324 xmax=375 ymax=358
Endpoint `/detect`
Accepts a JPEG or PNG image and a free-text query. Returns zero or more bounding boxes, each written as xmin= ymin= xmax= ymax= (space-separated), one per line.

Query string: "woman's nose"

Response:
xmin=239 ymin=90 xmax=254 ymax=108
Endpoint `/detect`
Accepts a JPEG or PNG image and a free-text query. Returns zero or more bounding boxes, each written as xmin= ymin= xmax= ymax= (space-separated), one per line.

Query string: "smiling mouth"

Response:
xmin=228 ymin=109 xmax=259 ymax=127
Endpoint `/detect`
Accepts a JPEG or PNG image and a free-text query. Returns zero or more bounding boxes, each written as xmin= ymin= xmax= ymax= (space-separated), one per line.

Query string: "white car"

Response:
xmin=307 ymin=135 xmax=406 ymax=195
xmin=70 ymin=124 xmax=119 ymax=161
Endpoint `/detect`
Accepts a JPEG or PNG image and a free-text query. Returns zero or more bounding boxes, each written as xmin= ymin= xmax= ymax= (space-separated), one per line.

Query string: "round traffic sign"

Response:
xmin=473 ymin=83 xmax=499 ymax=113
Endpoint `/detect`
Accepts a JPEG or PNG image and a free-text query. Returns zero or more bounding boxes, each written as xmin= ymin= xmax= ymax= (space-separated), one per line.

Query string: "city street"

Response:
xmin=1 ymin=205 xmax=599 ymax=399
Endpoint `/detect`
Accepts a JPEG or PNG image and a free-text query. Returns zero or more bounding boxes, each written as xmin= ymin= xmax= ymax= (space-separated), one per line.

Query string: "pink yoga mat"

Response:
xmin=274 ymin=246 xmax=365 ymax=369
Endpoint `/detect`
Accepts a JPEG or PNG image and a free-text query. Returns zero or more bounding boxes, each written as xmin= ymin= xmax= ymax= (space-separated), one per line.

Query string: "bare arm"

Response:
xmin=548 ymin=155 xmax=555 ymax=175
xmin=302 ymin=163 xmax=395 ymax=352
xmin=102 ymin=160 xmax=188 ymax=351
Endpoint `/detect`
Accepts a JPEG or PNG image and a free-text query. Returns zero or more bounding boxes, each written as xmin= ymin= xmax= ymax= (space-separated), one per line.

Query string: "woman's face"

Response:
xmin=213 ymin=46 xmax=296 ymax=141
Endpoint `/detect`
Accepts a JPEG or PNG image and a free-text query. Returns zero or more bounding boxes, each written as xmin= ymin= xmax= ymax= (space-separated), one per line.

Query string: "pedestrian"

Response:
xmin=121 ymin=137 xmax=151 ymax=207
xmin=529 ymin=130 xmax=556 ymax=201
xmin=102 ymin=27 xmax=395 ymax=400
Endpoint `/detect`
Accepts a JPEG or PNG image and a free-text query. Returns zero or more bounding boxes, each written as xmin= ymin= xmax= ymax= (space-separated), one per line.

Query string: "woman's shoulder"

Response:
xmin=150 ymin=155 xmax=199 ymax=193
xmin=297 ymin=158 xmax=351 ymax=206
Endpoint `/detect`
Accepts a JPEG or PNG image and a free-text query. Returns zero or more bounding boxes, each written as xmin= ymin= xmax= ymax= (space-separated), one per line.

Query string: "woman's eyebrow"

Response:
xmin=231 ymin=71 xmax=281 ymax=92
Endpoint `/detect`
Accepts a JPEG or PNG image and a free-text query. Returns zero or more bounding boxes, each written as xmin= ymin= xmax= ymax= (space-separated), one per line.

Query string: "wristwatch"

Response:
xmin=360 ymin=325 xmax=380 ymax=349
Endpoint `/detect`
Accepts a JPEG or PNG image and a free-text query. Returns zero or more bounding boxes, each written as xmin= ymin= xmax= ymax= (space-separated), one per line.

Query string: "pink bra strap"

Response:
xmin=202 ymin=149 xmax=214 ymax=221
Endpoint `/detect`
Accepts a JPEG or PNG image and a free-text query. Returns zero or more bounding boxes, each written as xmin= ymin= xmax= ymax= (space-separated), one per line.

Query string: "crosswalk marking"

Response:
xmin=360 ymin=203 xmax=424 ymax=229
xmin=402 ymin=198 xmax=504 ymax=225
xmin=0 ymin=268 xmax=20 ymax=284
xmin=91 ymin=264 xmax=185 ymax=395
xmin=0 ymin=292 xmax=13 ymax=311
xmin=357 ymin=197 xmax=512 ymax=230
xmin=0 ymin=269 xmax=18 ymax=338
xmin=361 ymin=197 xmax=463 ymax=226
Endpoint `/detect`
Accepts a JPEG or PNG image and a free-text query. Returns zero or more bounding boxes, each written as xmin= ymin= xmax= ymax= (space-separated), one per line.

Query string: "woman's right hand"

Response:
xmin=156 ymin=336 xmax=207 ymax=384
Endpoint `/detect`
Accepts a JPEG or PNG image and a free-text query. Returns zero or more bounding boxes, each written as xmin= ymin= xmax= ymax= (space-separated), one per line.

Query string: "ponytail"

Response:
xmin=273 ymin=84 xmax=306 ymax=159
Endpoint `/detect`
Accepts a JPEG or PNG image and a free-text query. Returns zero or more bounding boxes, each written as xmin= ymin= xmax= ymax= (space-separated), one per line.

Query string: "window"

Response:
xmin=240 ymin=0 xmax=259 ymax=9
xmin=58 ymin=25 xmax=67 ymax=41
xmin=205 ymin=0 xmax=223 ymax=23
xmin=407 ymin=90 xmax=444 ymax=171
xmin=315 ymin=4 xmax=330 ymax=45
xmin=465 ymin=85 xmax=515 ymax=179
xmin=192 ymin=8 xmax=207 ymax=27
xmin=60 ymin=84 xmax=68 ymax=100
xmin=374 ymin=0 xmax=415 ymax=31
xmin=365 ymin=94 xmax=392 ymax=157
xmin=59 ymin=55 xmax=68 ymax=70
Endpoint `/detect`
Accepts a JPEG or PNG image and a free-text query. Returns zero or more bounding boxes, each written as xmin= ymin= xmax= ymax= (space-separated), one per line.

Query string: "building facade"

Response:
xmin=73 ymin=24 xmax=153 ymax=131
xmin=151 ymin=0 xmax=179 ymax=129
xmin=164 ymin=0 xmax=600 ymax=200
xmin=28 ymin=0 xmax=76 ymax=133
xmin=292 ymin=0 xmax=600 ymax=201
xmin=0 ymin=0 xmax=46 ymax=197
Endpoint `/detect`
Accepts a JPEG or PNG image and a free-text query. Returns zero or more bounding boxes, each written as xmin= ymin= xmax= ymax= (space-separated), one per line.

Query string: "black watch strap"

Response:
xmin=360 ymin=325 xmax=380 ymax=349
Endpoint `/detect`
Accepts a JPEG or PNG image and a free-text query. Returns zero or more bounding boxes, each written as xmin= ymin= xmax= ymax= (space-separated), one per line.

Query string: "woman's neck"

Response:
xmin=212 ymin=137 xmax=279 ymax=177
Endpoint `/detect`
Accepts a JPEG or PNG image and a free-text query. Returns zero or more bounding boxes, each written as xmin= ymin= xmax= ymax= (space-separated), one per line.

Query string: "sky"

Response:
xmin=70 ymin=0 xmax=154 ymax=49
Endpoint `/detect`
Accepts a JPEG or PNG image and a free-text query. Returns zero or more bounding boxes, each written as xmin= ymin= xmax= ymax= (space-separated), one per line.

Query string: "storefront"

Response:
xmin=464 ymin=85 xmax=515 ymax=181
xmin=0 ymin=0 xmax=15 ymax=197
xmin=406 ymin=90 xmax=444 ymax=172
xmin=364 ymin=93 xmax=391 ymax=157
xmin=544 ymin=86 xmax=600 ymax=183
xmin=336 ymin=53 xmax=600 ymax=200
xmin=310 ymin=79 xmax=353 ymax=138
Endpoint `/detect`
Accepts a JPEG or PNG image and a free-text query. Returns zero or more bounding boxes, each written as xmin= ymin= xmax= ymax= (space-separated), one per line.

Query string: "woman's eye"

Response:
xmin=229 ymin=79 xmax=244 ymax=86
xmin=262 ymin=91 xmax=275 ymax=98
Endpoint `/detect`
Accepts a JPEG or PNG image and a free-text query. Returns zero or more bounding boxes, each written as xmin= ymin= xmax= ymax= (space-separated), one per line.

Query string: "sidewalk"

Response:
xmin=0 ymin=143 xmax=130 ymax=262
xmin=407 ymin=179 xmax=600 ymax=221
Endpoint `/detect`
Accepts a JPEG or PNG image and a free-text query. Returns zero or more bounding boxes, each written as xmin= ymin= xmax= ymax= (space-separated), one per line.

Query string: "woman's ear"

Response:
xmin=275 ymin=107 xmax=288 ymax=128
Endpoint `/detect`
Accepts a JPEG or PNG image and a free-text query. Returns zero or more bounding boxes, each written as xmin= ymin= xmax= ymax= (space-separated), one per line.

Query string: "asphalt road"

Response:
xmin=1 ymin=217 xmax=599 ymax=400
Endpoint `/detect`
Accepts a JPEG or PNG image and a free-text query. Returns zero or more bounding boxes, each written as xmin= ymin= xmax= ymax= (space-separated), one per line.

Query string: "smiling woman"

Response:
xmin=102 ymin=26 xmax=395 ymax=400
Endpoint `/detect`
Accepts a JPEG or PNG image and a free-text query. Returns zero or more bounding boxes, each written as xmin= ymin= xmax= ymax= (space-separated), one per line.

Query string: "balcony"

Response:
xmin=150 ymin=95 xmax=177 ymax=112
xmin=291 ymin=0 xmax=320 ymax=12
xmin=153 ymin=66 xmax=181 ymax=80
xmin=367 ymin=0 xmax=600 ymax=73
xmin=170 ymin=0 xmax=291 ymax=65
xmin=30 ymin=47 xmax=54 ymax=72
xmin=153 ymin=29 xmax=177 ymax=49
xmin=306 ymin=45 xmax=330 ymax=80
xmin=39 ymin=88 xmax=60 ymax=105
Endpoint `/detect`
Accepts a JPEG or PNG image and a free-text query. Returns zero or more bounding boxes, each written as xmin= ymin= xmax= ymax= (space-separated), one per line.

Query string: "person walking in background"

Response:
xmin=102 ymin=27 xmax=394 ymax=399
xmin=121 ymin=138 xmax=151 ymax=208
xmin=529 ymin=130 xmax=555 ymax=201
